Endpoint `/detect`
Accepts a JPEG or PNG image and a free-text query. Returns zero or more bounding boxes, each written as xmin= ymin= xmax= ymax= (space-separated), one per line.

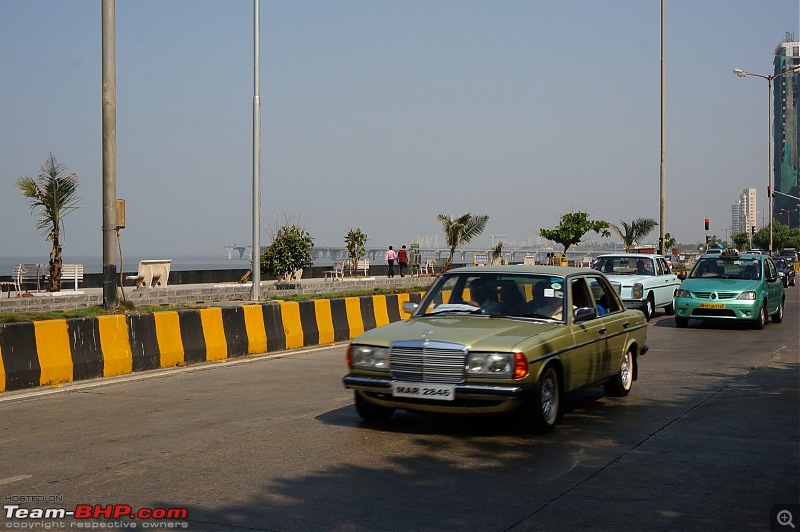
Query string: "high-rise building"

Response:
xmin=732 ymin=188 xmax=758 ymax=235
xmin=773 ymin=33 xmax=800 ymax=229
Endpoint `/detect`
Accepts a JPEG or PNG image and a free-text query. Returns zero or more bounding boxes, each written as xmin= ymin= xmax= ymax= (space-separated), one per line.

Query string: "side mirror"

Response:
xmin=402 ymin=301 xmax=419 ymax=315
xmin=678 ymin=273 xmax=687 ymax=281
xmin=574 ymin=307 xmax=596 ymax=323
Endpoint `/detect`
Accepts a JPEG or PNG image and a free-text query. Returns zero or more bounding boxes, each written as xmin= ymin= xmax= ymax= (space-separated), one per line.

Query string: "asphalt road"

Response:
xmin=1 ymin=289 xmax=798 ymax=531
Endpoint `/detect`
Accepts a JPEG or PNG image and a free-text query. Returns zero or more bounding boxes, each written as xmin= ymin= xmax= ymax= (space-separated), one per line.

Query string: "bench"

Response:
xmin=14 ymin=263 xmax=46 ymax=292
xmin=61 ymin=264 xmax=84 ymax=291
xmin=354 ymin=258 xmax=369 ymax=276
xmin=126 ymin=260 xmax=172 ymax=289
xmin=324 ymin=259 xmax=345 ymax=281
xmin=421 ymin=258 xmax=440 ymax=275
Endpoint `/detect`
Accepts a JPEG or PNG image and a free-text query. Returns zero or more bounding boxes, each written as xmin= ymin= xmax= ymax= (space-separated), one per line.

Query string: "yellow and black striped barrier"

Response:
xmin=0 ymin=293 xmax=423 ymax=393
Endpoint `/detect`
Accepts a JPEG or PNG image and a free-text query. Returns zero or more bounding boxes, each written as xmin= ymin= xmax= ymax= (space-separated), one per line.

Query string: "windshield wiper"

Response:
xmin=492 ymin=313 xmax=558 ymax=322
xmin=427 ymin=307 xmax=484 ymax=316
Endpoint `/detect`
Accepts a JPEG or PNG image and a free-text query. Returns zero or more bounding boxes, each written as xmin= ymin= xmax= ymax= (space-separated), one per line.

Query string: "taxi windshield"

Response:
xmin=689 ymin=257 xmax=761 ymax=280
xmin=416 ymin=272 xmax=566 ymax=320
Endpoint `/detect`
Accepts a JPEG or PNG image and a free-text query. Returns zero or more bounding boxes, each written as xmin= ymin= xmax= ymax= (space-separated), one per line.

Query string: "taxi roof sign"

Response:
xmin=720 ymin=249 xmax=740 ymax=260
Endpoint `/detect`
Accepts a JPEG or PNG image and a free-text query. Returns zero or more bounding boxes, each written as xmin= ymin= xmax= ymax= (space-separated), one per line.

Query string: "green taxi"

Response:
xmin=343 ymin=265 xmax=649 ymax=432
xmin=673 ymin=249 xmax=785 ymax=329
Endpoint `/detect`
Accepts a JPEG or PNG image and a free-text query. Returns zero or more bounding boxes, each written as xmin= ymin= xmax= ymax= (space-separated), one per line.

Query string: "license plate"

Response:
xmin=699 ymin=302 xmax=726 ymax=309
xmin=392 ymin=382 xmax=455 ymax=401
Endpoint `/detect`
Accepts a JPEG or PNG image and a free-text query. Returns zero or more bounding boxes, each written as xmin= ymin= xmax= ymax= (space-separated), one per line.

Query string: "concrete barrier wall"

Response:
xmin=0 ymin=292 xmax=423 ymax=393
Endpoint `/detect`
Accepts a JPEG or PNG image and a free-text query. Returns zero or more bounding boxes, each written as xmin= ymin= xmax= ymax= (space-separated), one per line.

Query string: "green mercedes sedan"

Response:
xmin=673 ymin=249 xmax=785 ymax=329
xmin=343 ymin=265 xmax=649 ymax=432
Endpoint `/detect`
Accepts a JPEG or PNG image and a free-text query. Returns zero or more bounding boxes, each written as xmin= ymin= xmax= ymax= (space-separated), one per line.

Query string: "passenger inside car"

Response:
xmin=530 ymin=282 xmax=564 ymax=320
xmin=636 ymin=259 xmax=653 ymax=275
xmin=467 ymin=279 xmax=503 ymax=314
xmin=497 ymin=280 xmax=526 ymax=314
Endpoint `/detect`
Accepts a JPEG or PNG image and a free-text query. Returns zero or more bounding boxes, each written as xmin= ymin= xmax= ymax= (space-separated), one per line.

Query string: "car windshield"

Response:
xmin=688 ymin=257 xmax=761 ymax=280
xmin=415 ymin=272 xmax=566 ymax=321
xmin=594 ymin=256 xmax=655 ymax=276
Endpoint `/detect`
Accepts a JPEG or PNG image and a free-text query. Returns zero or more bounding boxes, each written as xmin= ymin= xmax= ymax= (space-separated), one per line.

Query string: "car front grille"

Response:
xmin=690 ymin=291 xmax=739 ymax=300
xmin=390 ymin=339 xmax=467 ymax=384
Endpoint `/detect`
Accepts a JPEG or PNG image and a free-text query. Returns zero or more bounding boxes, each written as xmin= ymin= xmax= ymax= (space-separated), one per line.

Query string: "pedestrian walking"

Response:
xmin=385 ymin=246 xmax=397 ymax=278
xmin=397 ymin=245 xmax=408 ymax=277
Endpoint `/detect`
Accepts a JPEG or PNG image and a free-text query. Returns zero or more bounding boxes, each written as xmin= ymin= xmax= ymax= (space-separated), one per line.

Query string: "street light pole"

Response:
xmin=251 ymin=0 xmax=261 ymax=301
xmin=781 ymin=208 xmax=798 ymax=229
xmin=658 ymin=0 xmax=666 ymax=257
xmin=733 ymin=65 xmax=800 ymax=255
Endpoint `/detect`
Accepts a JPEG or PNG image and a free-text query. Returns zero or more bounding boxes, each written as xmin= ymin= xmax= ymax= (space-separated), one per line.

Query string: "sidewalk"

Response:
xmin=0 ymin=274 xmax=433 ymax=313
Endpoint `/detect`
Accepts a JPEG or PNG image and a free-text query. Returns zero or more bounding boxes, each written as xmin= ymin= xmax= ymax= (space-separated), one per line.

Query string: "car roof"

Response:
xmin=446 ymin=265 xmax=593 ymax=276
xmin=595 ymin=253 xmax=666 ymax=259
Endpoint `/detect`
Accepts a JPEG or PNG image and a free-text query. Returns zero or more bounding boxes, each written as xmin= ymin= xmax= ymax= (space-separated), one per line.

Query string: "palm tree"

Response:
xmin=437 ymin=213 xmax=489 ymax=271
xmin=15 ymin=153 xmax=81 ymax=291
xmin=609 ymin=218 xmax=658 ymax=252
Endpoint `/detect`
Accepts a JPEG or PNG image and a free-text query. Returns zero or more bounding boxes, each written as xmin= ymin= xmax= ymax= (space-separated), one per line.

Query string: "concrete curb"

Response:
xmin=0 ymin=292 xmax=424 ymax=393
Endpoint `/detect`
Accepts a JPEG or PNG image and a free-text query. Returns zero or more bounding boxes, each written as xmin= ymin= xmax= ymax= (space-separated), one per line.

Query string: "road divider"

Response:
xmin=0 ymin=292 xmax=422 ymax=393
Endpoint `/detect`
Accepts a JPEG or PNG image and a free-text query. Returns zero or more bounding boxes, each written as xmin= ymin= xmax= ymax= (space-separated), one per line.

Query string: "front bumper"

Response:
xmin=343 ymin=374 xmax=535 ymax=414
xmin=673 ymin=298 xmax=760 ymax=321
xmin=621 ymin=298 xmax=646 ymax=311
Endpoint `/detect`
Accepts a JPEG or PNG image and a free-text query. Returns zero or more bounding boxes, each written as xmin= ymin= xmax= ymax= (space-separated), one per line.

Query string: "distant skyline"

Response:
xmin=1 ymin=1 xmax=798 ymax=263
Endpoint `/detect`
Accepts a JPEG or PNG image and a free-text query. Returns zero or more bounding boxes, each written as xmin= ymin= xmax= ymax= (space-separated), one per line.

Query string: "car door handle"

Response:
xmin=622 ymin=322 xmax=630 ymax=328
xmin=598 ymin=327 xmax=606 ymax=334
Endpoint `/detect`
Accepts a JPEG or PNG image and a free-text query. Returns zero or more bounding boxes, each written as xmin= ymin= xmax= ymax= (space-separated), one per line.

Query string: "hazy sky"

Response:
xmin=1 ymin=0 xmax=798 ymax=261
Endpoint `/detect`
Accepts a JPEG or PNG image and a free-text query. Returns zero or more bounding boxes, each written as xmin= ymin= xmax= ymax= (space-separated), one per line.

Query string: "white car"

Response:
xmin=593 ymin=253 xmax=682 ymax=321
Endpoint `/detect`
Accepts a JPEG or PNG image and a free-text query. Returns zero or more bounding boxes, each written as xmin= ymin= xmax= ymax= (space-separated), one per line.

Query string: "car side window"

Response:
xmin=766 ymin=259 xmax=777 ymax=281
xmin=570 ymin=278 xmax=594 ymax=318
xmin=586 ymin=276 xmax=621 ymax=314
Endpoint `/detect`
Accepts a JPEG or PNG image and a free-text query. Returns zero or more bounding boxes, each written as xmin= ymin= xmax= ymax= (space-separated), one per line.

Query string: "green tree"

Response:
xmin=663 ymin=232 xmax=676 ymax=251
xmin=609 ymin=218 xmax=658 ymax=252
xmin=731 ymin=232 xmax=750 ymax=251
xmin=344 ymin=228 xmax=368 ymax=271
xmin=491 ymin=241 xmax=505 ymax=265
xmin=437 ymin=213 xmax=489 ymax=271
xmin=539 ymin=211 xmax=610 ymax=254
xmin=750 ymin=223 xmax=799 ymax=251
xmin=15 ymin=153 xmax=81 ymax=292
xmin=260 ymin=219 xmax=314 ymax=282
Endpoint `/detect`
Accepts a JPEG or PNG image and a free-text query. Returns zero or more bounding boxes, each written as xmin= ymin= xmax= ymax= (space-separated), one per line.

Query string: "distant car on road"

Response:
xmin=593 ymin=253 xmax=681 ymax=321
xmin=780 ymin=248 xmax=799 ymax=262
xmin=774 ymin=258 xmax=796 ymax=287
xmin=343 ymin=265 xmax=649 ymax=432
xmin=673 ymin=249 xmax=785 ymax=329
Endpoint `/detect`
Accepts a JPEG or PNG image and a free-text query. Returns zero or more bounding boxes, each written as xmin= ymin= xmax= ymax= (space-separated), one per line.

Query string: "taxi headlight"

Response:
xmin=467 ymin=352 xmax=528 ymax=379
xmin=736 ymin=291 xmax=757 ymax=300
xmin=633 ymin=283 xmax=643 ymax=299
xmin=348 ymin=345 xmax=390 ymax=370
xmin=676 ymin=289 xmax=691 ymax=298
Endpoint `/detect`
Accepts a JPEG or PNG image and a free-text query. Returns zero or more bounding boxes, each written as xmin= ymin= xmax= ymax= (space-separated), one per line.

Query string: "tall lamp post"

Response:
xmin=780 ymin=207 xmax=798 ymax=229
xmin=732 ymin=65 xmax=800 ymax=254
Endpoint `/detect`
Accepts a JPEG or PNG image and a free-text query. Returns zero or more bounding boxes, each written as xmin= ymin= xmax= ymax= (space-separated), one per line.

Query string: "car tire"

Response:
xmin=522 ymin=366 xmax=560 ymax=432
xmin=664 ymin=301 xmax=675 ymax=315
xmin=354 ymin=391 xmax=395 ymax=422
xmin=752 ymin=303 xmax=767 ymax=330
xmin=604 ymin=347 xmax=634 ymax=397
xmin=642 ymin=295 xmax=655 ymax=322
xmin=771 ymin=299 xmax=784 ymax=324
xmin=675 ymin=316 xmax=689 ymax=328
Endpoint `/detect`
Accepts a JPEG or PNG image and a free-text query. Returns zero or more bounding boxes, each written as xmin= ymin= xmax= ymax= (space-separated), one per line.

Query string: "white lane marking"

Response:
xmin=0 ymin=475 xmax=32 ymax=485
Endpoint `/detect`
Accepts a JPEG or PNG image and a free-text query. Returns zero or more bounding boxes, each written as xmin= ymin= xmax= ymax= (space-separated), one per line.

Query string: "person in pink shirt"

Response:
xmin=384 ymin=246 xmax=397 ymax=278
